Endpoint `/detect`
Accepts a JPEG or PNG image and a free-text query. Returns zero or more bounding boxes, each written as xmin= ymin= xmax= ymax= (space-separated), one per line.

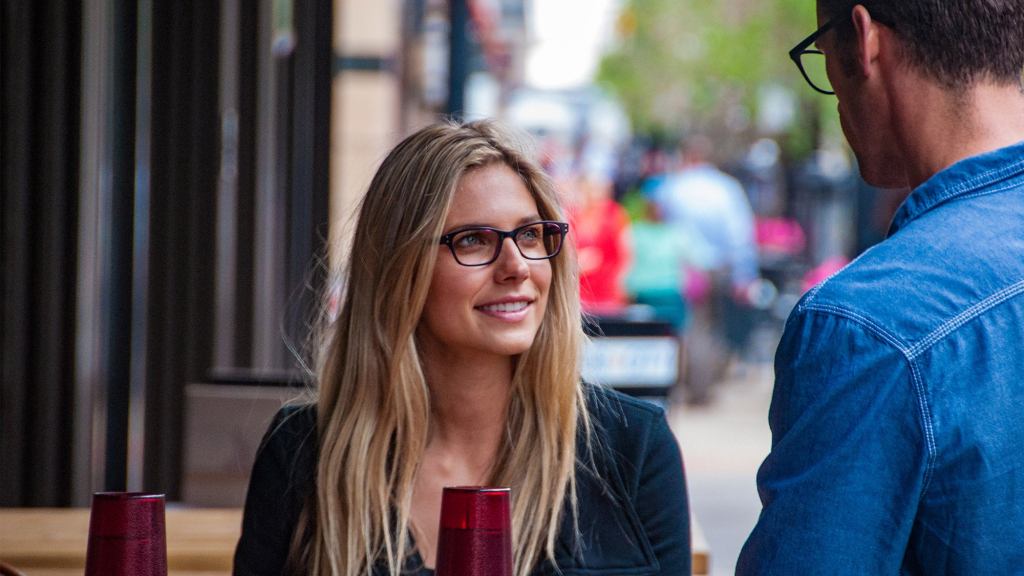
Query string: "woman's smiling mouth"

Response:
xmin=476 ymin=299 xmax=532 ymax=320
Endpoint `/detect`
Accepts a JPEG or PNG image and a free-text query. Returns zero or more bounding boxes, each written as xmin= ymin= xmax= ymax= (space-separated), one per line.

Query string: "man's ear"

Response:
xmin=850 ymin=4 xmax=881 ymax=78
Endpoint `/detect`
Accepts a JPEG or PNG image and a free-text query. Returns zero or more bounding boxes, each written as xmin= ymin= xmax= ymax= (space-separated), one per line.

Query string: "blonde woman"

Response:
xmin=233 ymin=120 xmax=691 ymax=576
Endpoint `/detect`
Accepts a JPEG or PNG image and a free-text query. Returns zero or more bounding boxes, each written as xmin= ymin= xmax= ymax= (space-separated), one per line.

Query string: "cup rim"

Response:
xmin=92 ymin=492 xmax=166 ymax=500
xmin=443 ymin=486 xmax=510 ymax=493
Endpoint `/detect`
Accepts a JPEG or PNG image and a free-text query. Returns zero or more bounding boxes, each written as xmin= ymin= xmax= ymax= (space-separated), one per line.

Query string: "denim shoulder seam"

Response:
xmin=800 ymin=247 xmax=877 ymax=308
xmin=907 ymin=279 xmax=1024 ymax=359
xmin=796 ymin=303 xmax=937 ymax=495
xmin=798 ymin=302 xmax=910 ymax=354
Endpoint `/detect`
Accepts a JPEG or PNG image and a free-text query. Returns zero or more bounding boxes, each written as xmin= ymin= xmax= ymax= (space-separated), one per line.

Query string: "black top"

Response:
xmin=233 ymin=385 xmax=691 ymax=575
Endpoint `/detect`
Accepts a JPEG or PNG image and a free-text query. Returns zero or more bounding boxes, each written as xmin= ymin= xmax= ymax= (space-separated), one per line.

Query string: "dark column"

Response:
xmin=143 ymin=0 xmax=221 ymax=498
xmin=102 ymin=0 xmax=139 ymax=492
xmin=1 ymin=0 xmax=82 ymax=505
xmin=287 ymin=0 xmax=333 ymax=348
xmin=447 ymin=0 xmax=469 ymax=119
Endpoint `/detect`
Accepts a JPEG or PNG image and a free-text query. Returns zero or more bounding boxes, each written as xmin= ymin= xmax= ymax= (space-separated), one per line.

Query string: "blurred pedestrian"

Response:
xmin=566 ymin=156 xmax=633 ymax=317
xmin=652 ymin=137 xmax=759 ymax=403
xmin=739 ymin=1 xmax=1024 ymax=573
xmin=654 ymin=137 xmax=758 ymax=291
xmin=625 ymin=197 xmax=712 ymax=333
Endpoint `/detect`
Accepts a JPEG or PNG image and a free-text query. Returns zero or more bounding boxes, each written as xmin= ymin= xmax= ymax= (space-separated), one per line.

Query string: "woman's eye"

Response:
xmin=517 ymin=226 xmax=542 ymax=244
xmin=455 ymin=231 xmax=490 ymax=249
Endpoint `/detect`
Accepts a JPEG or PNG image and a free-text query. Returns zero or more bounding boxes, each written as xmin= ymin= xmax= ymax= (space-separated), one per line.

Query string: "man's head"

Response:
xmin=818 ymin=0 xmax=1024 ymax=94
xmin=809 ymin=0 xmax=1024 ymax=188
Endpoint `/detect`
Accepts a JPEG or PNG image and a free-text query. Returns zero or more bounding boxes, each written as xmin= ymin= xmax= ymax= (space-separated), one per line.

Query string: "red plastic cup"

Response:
xmin=84 ymin=492 xmax=168 ymax=576
xmin=434 ymin=486 xmax=513 ymax=576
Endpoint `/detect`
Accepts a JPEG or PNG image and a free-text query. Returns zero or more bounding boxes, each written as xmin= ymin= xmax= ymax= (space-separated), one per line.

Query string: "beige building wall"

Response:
xmin=330 ymin=0 xmax=403 ymax=265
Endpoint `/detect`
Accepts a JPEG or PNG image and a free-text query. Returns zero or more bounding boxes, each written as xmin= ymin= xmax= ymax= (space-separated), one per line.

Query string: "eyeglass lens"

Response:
xmin=450 ymin=222 xmax=563 ymax=266
xmin=800 ymin=51 xmax=833 ymax=94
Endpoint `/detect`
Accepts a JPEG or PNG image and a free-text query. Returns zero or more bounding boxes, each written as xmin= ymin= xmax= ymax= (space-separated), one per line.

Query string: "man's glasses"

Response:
xmin=789 ymin=13 xmax=844 ymax=95
xmin=790 ymin=2 xmax=891 ymax=95
xmin=439 ymin=221 xmax=569 ymax=267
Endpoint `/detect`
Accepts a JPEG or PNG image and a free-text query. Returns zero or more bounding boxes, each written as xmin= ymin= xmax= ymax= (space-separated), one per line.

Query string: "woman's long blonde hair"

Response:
xmin=303 ymin=120 xmax=588 ymax=576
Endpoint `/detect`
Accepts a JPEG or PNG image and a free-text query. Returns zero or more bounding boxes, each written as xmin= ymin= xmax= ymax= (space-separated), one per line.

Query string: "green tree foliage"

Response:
xmin=597 ymin=0 xmax=826 ymax=154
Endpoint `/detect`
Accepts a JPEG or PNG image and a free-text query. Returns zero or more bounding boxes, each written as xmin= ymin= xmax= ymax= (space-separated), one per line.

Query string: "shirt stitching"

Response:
xmin=891 ymin=147 xmax=1024 ymax=231
xmin=799 ymin=302 xmax=911 ymax=354
xmin=906 ymin=359 xmax=937 ymax=495
xmin=796 ymin=304 xmax=937 ymax=494
xmin=950 ymin=179 xmax=1024 ymax=204
xmin=923 ymin=153 xmax=1024 ymax=207
xmin=907 ymin=279 xmax=1024 ymax=359
xmin=801 ymin=247 xmax=877 ymax=307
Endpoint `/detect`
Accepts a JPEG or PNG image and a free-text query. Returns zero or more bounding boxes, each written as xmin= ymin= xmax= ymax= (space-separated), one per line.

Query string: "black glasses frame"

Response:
xmin=789 ymin=13 xmax=844 ymax=95
xmin=790 ymin=2 xmax=893 ymax=95
xmin=439 ymin=220 xmax=569 ymax=267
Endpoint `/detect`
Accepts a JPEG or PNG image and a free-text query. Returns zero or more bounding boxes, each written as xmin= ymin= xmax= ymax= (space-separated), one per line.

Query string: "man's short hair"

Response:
xmin=820 ymin=0 xmax=1024 ymax=92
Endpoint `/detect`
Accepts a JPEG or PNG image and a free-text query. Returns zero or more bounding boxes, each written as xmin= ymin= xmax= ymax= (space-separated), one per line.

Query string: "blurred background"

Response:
xmin=2 ymin=0 xmax=901 ymax=573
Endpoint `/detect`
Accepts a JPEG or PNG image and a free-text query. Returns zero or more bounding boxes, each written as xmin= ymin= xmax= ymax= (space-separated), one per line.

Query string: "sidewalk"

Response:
xmin=669 ymin=361 xmax=774 ymax=576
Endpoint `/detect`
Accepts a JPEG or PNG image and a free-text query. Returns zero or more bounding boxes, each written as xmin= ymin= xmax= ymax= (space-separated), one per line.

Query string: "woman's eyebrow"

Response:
xmin=443 ymin=214 xmax=543 ymax=233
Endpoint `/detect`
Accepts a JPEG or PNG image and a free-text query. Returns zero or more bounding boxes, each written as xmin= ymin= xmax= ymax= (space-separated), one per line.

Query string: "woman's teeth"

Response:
xmin=479 ymin=301 xmax=528 ymax=313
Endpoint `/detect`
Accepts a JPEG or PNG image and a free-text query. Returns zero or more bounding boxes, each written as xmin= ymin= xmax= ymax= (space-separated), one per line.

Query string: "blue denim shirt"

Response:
xmin=738 ymin=140 xmax=1024 ymax=574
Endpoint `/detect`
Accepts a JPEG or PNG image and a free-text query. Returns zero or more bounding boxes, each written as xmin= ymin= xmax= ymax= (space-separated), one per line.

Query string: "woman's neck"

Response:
xmin=410 ymin=354 xmax=515 ymax=568
xmin=422 ymin=354 xmax=513 ymax=466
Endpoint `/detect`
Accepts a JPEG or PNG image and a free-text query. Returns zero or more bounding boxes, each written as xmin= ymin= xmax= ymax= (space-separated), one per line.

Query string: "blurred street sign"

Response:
xmin=583 ymin=335 xmax=679 ymax=388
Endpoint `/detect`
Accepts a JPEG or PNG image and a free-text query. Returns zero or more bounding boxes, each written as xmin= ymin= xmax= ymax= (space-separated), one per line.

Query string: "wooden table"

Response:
xmin=691 ymin=512 xmax=710 ymax=575
xmin=0 ymin=508 xmax=240 ymax=575
xmin=1 ymin=507 xmax=709 ymax=575
xmin=8 ymin=570 xmax=225 ymax=576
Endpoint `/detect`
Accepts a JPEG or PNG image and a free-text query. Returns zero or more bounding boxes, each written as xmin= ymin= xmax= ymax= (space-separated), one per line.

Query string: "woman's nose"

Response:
xmin=493 ymin=237 xmax=530 ymax=281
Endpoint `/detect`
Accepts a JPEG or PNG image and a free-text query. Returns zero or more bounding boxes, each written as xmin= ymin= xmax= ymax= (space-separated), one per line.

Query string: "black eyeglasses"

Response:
xmin=789 ymin=9 xmax=846 ymax=95
xmin=439 ymin=220 xmax=569 ymax=267
xmin=790 ymin=2 xmax=892 ymax=95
